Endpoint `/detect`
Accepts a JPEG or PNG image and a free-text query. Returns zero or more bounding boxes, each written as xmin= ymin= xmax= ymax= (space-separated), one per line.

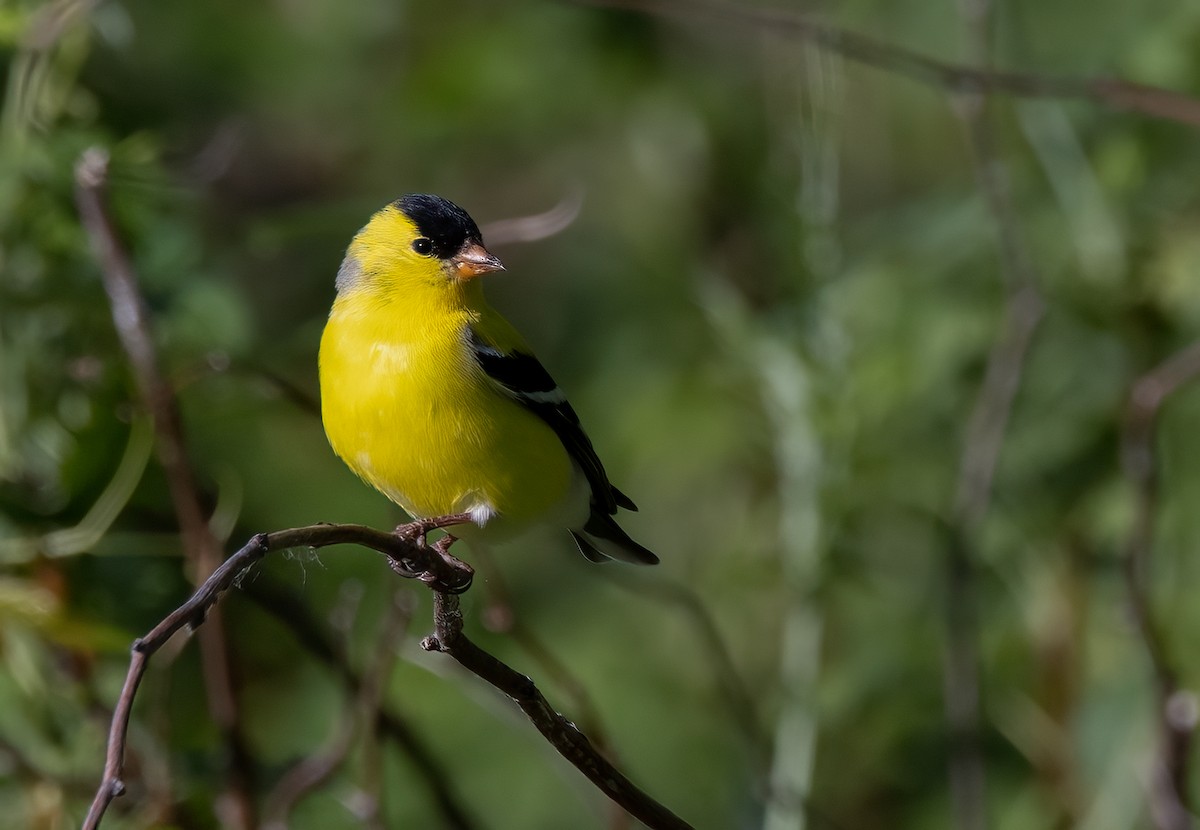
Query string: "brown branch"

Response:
xmin=469 ymin=552 xmax=636 ymax=830
xmin=472 ymin=550 xmax=616 ymax=752
xmin=422 ymin=590 xmax=694 ymax=830
xmin=84 ymin=520 xmax=690 ymax=830
xmin=568 ymin=0 xmax=1200 ymax=130
xmin=81 ymin=520 xmax=474 ymax=830
xmin=74 ymin=147 xmax=256 ymax=829
xmin=1120 ymin=340 xmax=1200 ymax=830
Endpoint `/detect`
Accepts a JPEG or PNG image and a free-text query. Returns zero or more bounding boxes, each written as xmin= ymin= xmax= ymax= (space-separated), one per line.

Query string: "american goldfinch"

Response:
xmin=318 ymin=194 xmax=658 ymax=565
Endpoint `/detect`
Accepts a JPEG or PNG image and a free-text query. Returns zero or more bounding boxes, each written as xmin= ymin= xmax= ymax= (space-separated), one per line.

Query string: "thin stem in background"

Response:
xmin=1121 ymin=340 xmax=1200 ymax=830
xmin=262 ymin=589 xmax=415 ymax=829
xmin=569 ymin=0 xmax=1200 ymax=130
xmin=942 ymin=0 xmax=1050 ymax=826
xmin=244 ymin=577 xmax=481 ymax=830
xmin=74 ymin=147 xmax=257 ymax=830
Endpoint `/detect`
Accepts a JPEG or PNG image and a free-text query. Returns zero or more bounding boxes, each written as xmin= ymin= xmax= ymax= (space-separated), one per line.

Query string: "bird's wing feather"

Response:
xmin=467 ymin=327 xmax=636 ymax=515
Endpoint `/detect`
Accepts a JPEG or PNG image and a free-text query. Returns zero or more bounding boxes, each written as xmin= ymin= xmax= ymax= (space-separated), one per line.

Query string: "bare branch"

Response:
xmin=81 ymin=521 xmax=471 ymax=830
xmin=568 ymin=0 xmax=1200 ymax=130
xmin=83 ymin=520 xmax=691 ymax=830
xmin=605 ymin=572 xmax=769 ymax=774
xmin=471 ymin=550 xmax=618 ymax=755
xmin=1121 ymin=340 xmax=1200 ymax=830
xmin=422 ymin=590 xmax=694 ymax=830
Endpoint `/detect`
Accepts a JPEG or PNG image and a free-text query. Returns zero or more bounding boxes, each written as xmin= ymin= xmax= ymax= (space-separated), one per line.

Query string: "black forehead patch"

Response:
xmin=395 ymin=194 xmax=482 ymax=259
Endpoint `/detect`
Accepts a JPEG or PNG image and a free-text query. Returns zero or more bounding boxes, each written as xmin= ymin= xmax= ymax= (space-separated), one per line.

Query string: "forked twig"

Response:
xmin=83 ymin=520 xmax=692 ymax=830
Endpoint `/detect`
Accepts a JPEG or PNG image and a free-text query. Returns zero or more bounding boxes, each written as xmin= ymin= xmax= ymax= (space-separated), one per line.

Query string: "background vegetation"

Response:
xmin=3 ymin=0 xmax=1200 ymax=828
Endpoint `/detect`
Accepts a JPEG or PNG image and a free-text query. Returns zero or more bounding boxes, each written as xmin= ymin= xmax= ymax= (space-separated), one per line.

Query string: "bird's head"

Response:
xmin=335 ymin=194 xmax=504 ymax=299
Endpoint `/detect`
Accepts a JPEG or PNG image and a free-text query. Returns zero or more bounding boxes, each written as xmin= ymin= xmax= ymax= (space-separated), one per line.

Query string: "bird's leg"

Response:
xmin=404 ymin=532 xmax=473 ymax=594
xmin=394 ymin=512 xmax=473 ymax=546
xmin=390 ymin=516 xmax=475 ymax=593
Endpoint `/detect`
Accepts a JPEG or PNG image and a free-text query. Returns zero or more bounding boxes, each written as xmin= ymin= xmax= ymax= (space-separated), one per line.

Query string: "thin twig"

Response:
xmin=74 ymin=147 xmax=256 ymax=829
xmin=81 ymin=520 xmax=474 ymax=830
xmin=472 ymin=550 xmax=616 ymax=754
xmin=84 ymin=520 xmax=690 ymax=830
xmin=1121 ymin=340 xmax=1200 ymax=830
xmin=422 ymin=591 xmax=694 ymax=830
xmin=469 ymin=552 xmax=632 ymax=830
xmin=568 ymin=0 xmax=1200 ymax=130
xmin=605 ymin=571 xmax=769 ymax=775
xmin=942 ymin=0 xmax=1054 ymax=822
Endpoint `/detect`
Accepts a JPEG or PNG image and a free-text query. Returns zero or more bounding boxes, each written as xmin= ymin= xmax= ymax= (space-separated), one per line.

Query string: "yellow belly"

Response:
xmin=318 ymin=303 xmax=574 ymax=535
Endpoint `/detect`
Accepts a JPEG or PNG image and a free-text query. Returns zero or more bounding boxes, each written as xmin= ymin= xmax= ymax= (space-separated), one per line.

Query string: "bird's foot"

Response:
xmin=394 ymin=512 xmax=473 ymax=546
xmin=415 ymin=534 xmax=473 ymax=594
xmin=390 ymin=514 xmax=474 ymax=593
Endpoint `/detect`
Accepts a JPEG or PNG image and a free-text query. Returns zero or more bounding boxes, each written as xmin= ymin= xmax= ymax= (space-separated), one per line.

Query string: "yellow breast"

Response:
xmin=318 ymin=290 xmax=575 ymax=534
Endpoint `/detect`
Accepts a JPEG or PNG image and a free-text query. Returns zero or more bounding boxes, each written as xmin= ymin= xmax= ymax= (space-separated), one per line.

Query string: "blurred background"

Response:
xmin=4 ymin=0 xmax=1200 ymax=828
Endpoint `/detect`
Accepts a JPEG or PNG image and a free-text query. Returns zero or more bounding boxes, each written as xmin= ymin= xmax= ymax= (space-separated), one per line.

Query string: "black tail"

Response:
xmin=570 ymin=511 xmax=659 ymax=565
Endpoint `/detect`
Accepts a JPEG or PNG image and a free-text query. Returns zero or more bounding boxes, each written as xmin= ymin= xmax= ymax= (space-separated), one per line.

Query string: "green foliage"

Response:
xmin=3 ymin=0 xmax=1200 ymax=827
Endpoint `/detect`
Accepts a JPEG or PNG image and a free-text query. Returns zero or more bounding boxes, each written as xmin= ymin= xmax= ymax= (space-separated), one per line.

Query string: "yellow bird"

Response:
xmin=318 ymin=194 xmax=658 ymax=565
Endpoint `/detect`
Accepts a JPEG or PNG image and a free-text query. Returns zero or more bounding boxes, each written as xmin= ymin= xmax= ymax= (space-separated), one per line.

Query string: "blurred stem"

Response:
xmin=74 ymin=148 xmax=256 ymax=830
xmin=758 ymin=339 xmax=824 ymax=830
xmin=245 ymin=578 xmax=480 ymax=830
xmin=605 ymin=570 xmax=769 ymax=772
xmin=262 ymin=589 xmax=414 ymax=829
xmin=1121 ymin=341 xmax=1200 ymax=830
xmin=702 ymin=278 xmax=829 ymax=829
xmin=945 ymin=0 xmax=1048 ymax=827
xmin=758 ymin=36 xmax=842 ymax=830
xmin=0 ymin=417 xmax=153 ymax=564
xmin=572 ymin=0 xmax=1200 ymax=129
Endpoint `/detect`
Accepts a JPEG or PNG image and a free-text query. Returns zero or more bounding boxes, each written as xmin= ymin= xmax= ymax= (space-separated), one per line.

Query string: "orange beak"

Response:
xmin=451 ymin=241 xmax=505 ymax=279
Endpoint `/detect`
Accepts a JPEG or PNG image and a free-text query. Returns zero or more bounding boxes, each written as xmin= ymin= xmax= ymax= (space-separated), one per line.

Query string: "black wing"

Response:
xmin=468 ymin=328 xmax=636 ymax=516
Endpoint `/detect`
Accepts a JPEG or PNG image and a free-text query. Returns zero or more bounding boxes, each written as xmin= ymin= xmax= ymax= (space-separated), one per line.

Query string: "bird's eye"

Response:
xmin=412 ymin=238 xmax=433 ymax=255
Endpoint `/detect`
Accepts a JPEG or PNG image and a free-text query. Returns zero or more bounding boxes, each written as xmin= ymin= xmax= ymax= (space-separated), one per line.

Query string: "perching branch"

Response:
xmin=471 ymin=550 xmax=619 ymax=753
xmin=421 ymin=589 xmax=694 ymax=830
xmin=83 ymin=519 xmax=692 ymax=830
xmin=569 ymin=0 xmax=1200 ymax=130
xmin=1120 ymin=340 xmax=1200 ymax=830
